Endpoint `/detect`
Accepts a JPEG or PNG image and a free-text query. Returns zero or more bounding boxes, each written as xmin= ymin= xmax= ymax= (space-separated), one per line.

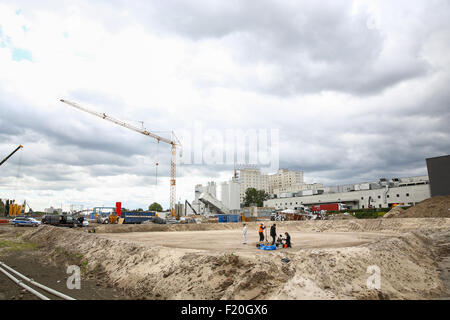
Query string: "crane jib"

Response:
xmin=59 ymin=98 xmax=180 ymax=216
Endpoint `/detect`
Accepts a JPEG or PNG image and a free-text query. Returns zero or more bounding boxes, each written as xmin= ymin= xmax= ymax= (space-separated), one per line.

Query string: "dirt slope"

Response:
xmin=383 ymin=206 xmax=405 ymax=219
xmin=401 ymin=195 xmax=450 ymax=218
xmin=95 ymin=218 xmax=450 ymax=234
xmin=19 ymin=222 xmax=450 ymax=300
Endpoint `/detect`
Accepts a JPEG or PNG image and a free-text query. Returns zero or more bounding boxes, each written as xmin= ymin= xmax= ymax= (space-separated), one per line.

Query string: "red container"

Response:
xmin=312 ymin=204 xmax=339 ymax=211
xmin=116 ymin=202 xmax=122 ymax=217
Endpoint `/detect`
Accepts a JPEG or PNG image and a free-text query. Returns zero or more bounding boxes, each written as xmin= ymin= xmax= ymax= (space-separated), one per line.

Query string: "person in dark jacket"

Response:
xmin=270 ymin=223 xmax=277 ymax=245
xmin=284 ymin=232 xmax=291 ymax=248
xmin=258 ymin=223 xmax=265 ymax=242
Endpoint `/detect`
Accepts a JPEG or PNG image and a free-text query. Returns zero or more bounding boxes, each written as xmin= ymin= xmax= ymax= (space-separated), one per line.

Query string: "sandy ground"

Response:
xmin=2 ymin=218 xmax=450 ymax=300
xmin=98 ymin=230 xmax=392 ymax=253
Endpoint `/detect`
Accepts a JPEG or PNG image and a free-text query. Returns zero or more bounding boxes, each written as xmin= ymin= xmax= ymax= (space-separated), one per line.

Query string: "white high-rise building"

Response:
xmin=269 ymin=169 xmax=304 ymax=194
xmin=237 ymin=169 xmax=270 ymax=204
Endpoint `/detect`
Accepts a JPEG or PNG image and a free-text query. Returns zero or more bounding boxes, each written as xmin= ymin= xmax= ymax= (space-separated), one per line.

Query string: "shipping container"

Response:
xmin=311 ymin=203 xmax=345 ymax=211
xmin=218 ymin=214 xmax=240 ymax=223
xmin=121 ymin=211 xmax=157 ymax=224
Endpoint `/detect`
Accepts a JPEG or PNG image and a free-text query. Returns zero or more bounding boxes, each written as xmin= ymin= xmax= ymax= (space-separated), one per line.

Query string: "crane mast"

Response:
xmin=59 ymin=99 xmax=180 ymax=217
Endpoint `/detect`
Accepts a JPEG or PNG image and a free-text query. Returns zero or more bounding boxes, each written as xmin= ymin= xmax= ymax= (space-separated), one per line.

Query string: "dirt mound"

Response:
xmin=93 ymin=218 xmax=450 ymax=235
xmin=16 ymin=223 xmax=450 ymax=300
xmin=401 ymin=196 xmax=450 ymax=218
xmin=383 ymin=206 xmax=405 ymax=219
xmin=327 ymin=213 xmax=357 ymax=220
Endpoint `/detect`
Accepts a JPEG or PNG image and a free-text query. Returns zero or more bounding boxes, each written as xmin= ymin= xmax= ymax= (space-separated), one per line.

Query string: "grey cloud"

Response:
xmin=1 ymin=0 xmax=449 ymax=209
xmin=116 ymin=0 xmax=435 ymax=95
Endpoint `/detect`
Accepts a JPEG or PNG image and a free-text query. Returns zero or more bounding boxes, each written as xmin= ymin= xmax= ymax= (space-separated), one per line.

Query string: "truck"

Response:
xmin=121 ymin=211 xmax=157 ymax=224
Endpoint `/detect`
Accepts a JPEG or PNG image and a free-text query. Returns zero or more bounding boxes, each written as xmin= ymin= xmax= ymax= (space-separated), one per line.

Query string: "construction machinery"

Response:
xmin=1 ymin=145 xmax=23 ymax=167
xmin=59 ymin=99 xmax=181 ymax=218
xmin=184 ymin=200 xmax=197 ymax=216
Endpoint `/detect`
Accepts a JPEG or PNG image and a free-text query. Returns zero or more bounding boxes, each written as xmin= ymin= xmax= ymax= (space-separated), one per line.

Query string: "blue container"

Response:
xmin=218 ymin=214 xmax=239 ymax=223
xmin=122 ymin=211 xmax=156 ymax=224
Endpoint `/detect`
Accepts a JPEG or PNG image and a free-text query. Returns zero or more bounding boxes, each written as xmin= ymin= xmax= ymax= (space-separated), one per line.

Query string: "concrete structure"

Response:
xmin=44 ymin=207 xmax=63 ymax=214
xmin=273 ymin=183 xmax=323 ymax=195
xmin=242 ymin=206 xmax=275 ymax=218
xmin=192 ymin=182 xmax=218 ymax=215
xmin=426 ymin=155 xmax=450 ymax=197
xmin=175 ymin=203 xmax=185 ymax=217
xmin=237 ymin=169 xmax=270 ymax=204
xmin=198 ymin=191 xmax=229 ymax=215
xmin=220 ymin=178 xmax=241 ymax=211
xmin=269 ymin=169 xmax=304 ymax=194
xmin=265 ymin=176 xmax=431 ymax=210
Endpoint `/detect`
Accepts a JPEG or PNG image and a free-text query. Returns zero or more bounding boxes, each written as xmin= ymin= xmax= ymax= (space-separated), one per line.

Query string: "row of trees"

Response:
xmin=122 ymin=202 xmax=164 ymax=212
xmin=0 ymin=199 xmax=5 ymax=216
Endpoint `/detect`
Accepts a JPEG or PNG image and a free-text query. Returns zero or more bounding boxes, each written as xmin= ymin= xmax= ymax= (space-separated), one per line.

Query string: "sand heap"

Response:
xmin=327 ymin=213 xmax=357 ymax=220
xmin=383 ymin=206 xmax=405 ymax=219
xmin=18 ymin=222 xmax=450 ymax=300
xmin=400 ymin=195 xmax=450 ymax=218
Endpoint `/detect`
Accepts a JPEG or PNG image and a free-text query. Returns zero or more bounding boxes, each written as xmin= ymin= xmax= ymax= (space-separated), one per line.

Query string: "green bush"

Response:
xmin=325 ymin=208 xmax=390 ymax=219
xmin=353 ymin=211 xmax=379 ymax=219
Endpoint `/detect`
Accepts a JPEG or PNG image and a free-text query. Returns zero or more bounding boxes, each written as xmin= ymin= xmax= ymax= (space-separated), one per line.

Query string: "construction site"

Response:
xmin=1 ymin=202 xmax=450 ymax=300
xmin=1 ymin=98 xmax=450 ymax=300
xmin=1 ymin=2 xmax=450 ymax=304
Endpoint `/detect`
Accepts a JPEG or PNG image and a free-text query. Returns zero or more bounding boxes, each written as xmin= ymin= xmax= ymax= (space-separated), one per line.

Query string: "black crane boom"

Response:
xmin=0 ymin=145 xmax=23 ymax=167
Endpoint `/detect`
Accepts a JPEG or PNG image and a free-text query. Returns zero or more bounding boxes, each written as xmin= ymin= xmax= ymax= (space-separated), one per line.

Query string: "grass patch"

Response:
xmin=0 ymin=239 xmax=37 ymax=252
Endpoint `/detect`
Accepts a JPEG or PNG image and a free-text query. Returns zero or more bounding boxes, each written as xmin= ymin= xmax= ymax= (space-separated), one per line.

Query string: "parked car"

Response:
xmin=75 ymin=216 xmax=89 ymax=227
xmin=41 ymin=214 xmax=76 ymax=227
xmin=12 ymin=216 xmax=41 ymax=227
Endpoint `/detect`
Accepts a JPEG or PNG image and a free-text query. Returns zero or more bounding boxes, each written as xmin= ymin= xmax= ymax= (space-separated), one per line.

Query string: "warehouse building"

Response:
xmin=264 ymin=176 xmax=430 ymax=210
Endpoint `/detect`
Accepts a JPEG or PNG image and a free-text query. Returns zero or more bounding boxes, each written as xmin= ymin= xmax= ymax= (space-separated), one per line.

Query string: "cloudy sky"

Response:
xmin=0 ymin=0 xmax=449 ymax=211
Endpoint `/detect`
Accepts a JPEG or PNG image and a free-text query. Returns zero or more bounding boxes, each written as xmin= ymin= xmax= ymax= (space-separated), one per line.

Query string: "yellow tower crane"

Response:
xmin=59 ymin=99 xmax=181 ymax=218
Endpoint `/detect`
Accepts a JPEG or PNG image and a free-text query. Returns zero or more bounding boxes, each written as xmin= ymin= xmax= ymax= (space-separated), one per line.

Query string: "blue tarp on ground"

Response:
xmin=258 ymin=244 xmax=276 ymax=250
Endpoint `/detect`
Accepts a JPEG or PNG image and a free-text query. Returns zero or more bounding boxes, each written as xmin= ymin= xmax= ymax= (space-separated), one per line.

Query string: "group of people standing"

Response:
xmin=242 ymin=223 xmax=291 ymax=248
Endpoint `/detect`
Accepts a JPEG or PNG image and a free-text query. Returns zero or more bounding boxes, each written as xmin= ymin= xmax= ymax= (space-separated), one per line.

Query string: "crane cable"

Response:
xmin=155 ymin=140 xmax=159 ymax=185
xmin=12 ymin=147 xmax=23 ymax=202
